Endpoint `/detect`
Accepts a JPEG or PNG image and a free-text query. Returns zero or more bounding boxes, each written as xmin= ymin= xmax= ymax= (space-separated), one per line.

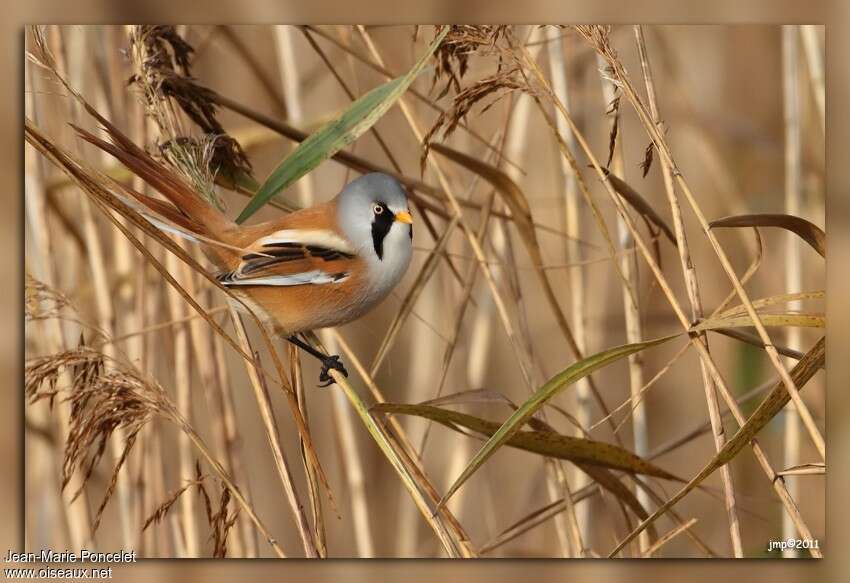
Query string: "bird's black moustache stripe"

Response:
xmin=371 ymin=210 xmax=394 ymax=260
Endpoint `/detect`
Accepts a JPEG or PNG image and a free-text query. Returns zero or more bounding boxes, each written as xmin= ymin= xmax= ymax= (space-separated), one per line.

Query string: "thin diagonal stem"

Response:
xmin=633 ymin=25 xmax=742 ymax=557
xmin=523 ymin=37 xmax=820 ymax=556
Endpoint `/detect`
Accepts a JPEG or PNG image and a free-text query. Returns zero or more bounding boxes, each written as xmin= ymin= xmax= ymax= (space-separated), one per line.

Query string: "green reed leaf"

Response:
xmin=236 ymin=28 xmax=448 ymax=223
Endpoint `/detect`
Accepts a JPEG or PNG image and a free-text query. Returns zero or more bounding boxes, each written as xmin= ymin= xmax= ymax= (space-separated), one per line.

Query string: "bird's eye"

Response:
xmin=373 ymin=204 xmax=384 ymax=215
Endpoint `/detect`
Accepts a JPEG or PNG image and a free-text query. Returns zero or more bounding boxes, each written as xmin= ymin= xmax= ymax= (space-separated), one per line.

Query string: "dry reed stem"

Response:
xmin=329 ymin=331 xmax=475 ymax=556
xmin=99 ymin=28 xmax=151 ymax=550
xmin=523 ymin=33 xmax=819 ymax=556
xmin=271 ymin=24 xmax=329 ymax=557
xmin=165 ymin=251 xmax=200 ymax=556
xmin=782 ymin=24 xmax=804 ymax=557
xmin=633 ymin=25 xmax=742 ymax=557
xmin=288 ymin=344 xmax=328 ymax=557
xmin=24 ymin=147 xmax=95 ymax=549
xmin=51 ymin=26 xmax=137 ymax=549
xmin=577 ymin=26 xmax=825 ymax=463
xmin=229 ymin=310 xmax=319 ymax=557
xmin=274 ymin=25 xmax=315 ymax=207
xmin=185 ymin=268 xmax=246 ymax=558
xmin=25 ymin=118 xmax=293 ymax=556
xmin=303 ymin=25 xmax=524 ymax=173
xmin=357 ymin=30 xmax=608 ymax=539
xmin=799 ymin=26 xmax=825 ymax=134
xmin=324 ymin=334 xmax=471 ymax=557
xmin=210 ymin=324 xmax=258 ymax=556
xmin=645 ymin=28 xmax=756 ymax=250
xmin=594 ymin=46 xmax=650 ymax=553
xmin=329 ymin=371 xmax=376 ymax=556
xmin=643 ymin=518 xmax=698 ymax=557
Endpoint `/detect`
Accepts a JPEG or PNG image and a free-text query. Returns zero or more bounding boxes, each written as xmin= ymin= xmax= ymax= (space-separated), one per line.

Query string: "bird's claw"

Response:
xmin=318 ymin=354 xmax=348 ymax=387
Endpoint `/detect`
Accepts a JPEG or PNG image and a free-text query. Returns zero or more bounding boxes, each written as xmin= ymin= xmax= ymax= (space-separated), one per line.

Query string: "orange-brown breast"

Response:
xmin=230 ymin=260 xmax=371 ymax=335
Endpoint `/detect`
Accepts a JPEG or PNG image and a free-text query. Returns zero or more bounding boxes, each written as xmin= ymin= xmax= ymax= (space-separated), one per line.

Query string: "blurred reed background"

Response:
xmin=24 ymin=24 xmax=824 ymax=558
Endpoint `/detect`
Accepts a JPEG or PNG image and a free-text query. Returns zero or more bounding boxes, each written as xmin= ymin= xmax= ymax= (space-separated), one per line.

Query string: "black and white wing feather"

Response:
xmin=217 ymin=229 xmax=355 ymax=287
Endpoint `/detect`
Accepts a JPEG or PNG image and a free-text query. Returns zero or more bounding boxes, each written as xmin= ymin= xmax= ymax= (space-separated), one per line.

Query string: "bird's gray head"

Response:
xmin=336 ymin=173 xmax=413 ymax=294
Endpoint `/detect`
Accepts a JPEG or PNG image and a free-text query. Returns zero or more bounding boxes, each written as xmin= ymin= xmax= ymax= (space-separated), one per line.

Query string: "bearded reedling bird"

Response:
xmin=75 ymin=124 xmax=413 ymax=386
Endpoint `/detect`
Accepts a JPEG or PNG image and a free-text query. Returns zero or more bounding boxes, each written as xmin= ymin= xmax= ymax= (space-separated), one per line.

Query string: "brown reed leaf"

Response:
xmin=371 ymin=403 xmax=679 ymax=481
xmin=709 ymin=213 xmax=826 ymax=257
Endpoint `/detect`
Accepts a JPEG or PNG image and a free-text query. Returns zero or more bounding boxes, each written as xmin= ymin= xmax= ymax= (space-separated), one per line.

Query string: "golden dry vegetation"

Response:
xmin=24 ymin=25 xmax=824 ymax=558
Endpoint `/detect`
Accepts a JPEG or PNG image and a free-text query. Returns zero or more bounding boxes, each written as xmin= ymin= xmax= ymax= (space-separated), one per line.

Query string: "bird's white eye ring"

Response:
xmin=373 ymin=204 xmax=384 ymax=215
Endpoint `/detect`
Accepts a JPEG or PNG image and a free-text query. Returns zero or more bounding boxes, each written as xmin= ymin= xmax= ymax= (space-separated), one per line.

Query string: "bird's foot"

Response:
xmin=318 ymin=354 xmax=348 ymax=387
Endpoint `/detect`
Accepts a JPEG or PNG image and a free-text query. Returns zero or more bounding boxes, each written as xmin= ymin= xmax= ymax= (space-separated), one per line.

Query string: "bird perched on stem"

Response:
xmin=75 ymin=123 xmax=413 ymax=386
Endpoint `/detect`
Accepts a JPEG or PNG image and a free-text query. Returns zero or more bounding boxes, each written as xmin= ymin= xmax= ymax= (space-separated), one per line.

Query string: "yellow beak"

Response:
xmin=394 ymin=210 xmax=413 ymax=224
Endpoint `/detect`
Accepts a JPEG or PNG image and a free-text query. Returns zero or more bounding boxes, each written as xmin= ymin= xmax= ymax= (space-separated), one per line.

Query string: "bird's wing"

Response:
xmin=217 ymin=229 xmax=357 ymax=287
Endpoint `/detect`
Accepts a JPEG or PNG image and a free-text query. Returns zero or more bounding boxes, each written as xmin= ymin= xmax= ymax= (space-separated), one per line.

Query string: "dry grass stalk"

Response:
xmin=561 ymin=26 xmax=820 ymax=556
xmin=302 ymin=25 xmax=523 ymax=170
xmin=505 ymin=28 xmax=813 ymax=555
xmin=273 ymin=25 xmax=315 ymax=207
xmin=593 ymin=44 xmax=648 ymax=552
xmin=125 ymin=26 xmax=339 ymax=554
xmin=329 ymin=331 xmax=475 ymax=557
xmin=574 ymin=25 xmax=826 ymax=463
xmin=643 ymin=518 xmax=698 ymax=557
xmin=288 ymin=343 xmax=328 ymax=557
xmin=632 ymin=25 xmax=743 ymax=557
xmin=26 ymin=345 xmax=168 ymax=533
xmin=799 ymin=25 xmax=825 ymax=134
xmin=229 ymin=310 xmax=319 ymax=557
xmin=25 ymin=24 xmax=824 ymax=559
xmin=25 ymin=115 xmax=289 ymax=555
xmin=165 ymin=250 xmax=200 ymax=556
xmin=40 ymin=26 xmax=136 ymax=549
xmin=127 ymin=25 xmax=252 ymax=193
xmin=781 ymin=24 xmax=803 ymax=557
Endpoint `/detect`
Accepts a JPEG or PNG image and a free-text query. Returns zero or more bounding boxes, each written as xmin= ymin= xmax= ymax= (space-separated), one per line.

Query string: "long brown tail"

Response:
xmin=73 ymin=122 xmax=235 ymax=242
